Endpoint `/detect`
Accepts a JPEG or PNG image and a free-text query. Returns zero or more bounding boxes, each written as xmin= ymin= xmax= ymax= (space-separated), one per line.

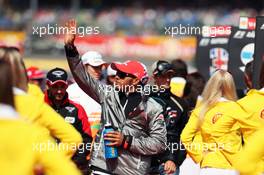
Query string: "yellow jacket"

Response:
xmin=234 ymin=128 xmax=264 ymax=175
xmin=14 ymin=88 xmax=82 ymax=157
xmin=0 ymin=105 xmax=81 ymax=175
xmin=181 ymin=100 xmax=261 ymax=169
xmin=237 ymin=89 xmax=264 ymax=173
xmin=27 ymin=83 xmax=44 ymax=100
xmin=237 ymin=89 xmax=264 ymax=144
xmin=186 ymin=95 xmax=203 ymax=158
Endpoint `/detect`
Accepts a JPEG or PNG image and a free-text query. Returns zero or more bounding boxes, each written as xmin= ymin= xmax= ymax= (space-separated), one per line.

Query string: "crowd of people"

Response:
xmin=0 ymin=7 xmax=259 ymax=34
xmin=1 ymin=19 xmax=264 ymax=175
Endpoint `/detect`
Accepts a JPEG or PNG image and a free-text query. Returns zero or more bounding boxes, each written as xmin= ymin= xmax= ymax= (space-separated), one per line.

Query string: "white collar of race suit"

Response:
xmin=13 ymin=87 xmax=27 ymax=95
xmin=0 ymin=104 xmax=19 ymax=120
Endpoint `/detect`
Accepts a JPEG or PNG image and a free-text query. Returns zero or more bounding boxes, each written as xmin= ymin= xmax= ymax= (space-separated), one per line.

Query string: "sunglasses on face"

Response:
xmin=116 ymin=71 xmax=135 ymax=79
xmin=92 ymin=65 xmax=103 ymax=70
xmin=153 ymin=72 xmax=166 ymax=79
xmin=51 ymin=83 xmax=68 ymax=90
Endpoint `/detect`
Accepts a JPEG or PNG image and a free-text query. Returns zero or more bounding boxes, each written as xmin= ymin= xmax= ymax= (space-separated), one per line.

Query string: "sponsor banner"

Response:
xmin=55 ymin=35 xmax=196 ymax=61
xmin=228 ymin=27 xmax=255 ymax=90
xmin=239 ymin=17 xmax=256 ymax=30
xmin=196 ymin=26 xmax=231 ymax=80
xmin=0 ymin=31 xmax=26 ymax=51
xmin=253 ymin=16 xmax=264 ymax=88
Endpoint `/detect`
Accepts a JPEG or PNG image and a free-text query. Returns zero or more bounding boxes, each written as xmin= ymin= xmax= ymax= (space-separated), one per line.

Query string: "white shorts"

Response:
xmin=180 ymin=157 xmax=200 ymax=175
xmin=200 ymin=168 xmax=238 ymax=175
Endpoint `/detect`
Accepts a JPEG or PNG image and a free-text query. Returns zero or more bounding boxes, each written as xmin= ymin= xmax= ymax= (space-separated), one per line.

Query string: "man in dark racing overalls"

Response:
xmin=149 ymin=60 xmax=189 ymax=175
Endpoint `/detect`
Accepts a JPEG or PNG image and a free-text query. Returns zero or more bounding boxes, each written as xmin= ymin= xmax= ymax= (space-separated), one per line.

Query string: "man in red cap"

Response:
xmin=111 ymin=60 xmax=148 ymax=92
xmin=26 ymin=66 xmax=45 ymax=99
xmin=44 ymin=67 xmax=92 ymax=174
xmin=64 ymin=20 xmax=166 ymax=175
xmin=26 ymin=66 xmax=45 ymax=88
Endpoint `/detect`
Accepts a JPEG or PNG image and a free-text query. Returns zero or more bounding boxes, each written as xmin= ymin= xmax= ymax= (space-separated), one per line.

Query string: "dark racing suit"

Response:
xmin=149 ymin=88 xmax=189 ymax=174
xmin=44 ymin=92 xmax=92 ymax=173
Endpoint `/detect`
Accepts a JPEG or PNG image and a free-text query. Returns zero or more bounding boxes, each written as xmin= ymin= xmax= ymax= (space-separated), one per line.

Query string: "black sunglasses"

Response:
xmin=116 ymin=71 xmax=135 ymax=79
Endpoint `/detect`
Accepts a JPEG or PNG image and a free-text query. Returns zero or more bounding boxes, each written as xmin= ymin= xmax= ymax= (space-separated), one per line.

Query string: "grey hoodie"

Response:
xmin=65 ymin=44 xmax=167 ymax=175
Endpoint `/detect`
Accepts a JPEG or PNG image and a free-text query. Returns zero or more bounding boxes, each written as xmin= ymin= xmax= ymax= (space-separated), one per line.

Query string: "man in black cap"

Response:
xmin=149 ymin=60 xmax=189 ymax=175
xmin=45 ymin=67 xmax=93 ymax=174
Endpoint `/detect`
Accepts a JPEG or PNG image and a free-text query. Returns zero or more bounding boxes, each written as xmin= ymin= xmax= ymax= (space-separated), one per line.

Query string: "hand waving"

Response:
xmin=64 ymin=19 xmax=76 ymax=45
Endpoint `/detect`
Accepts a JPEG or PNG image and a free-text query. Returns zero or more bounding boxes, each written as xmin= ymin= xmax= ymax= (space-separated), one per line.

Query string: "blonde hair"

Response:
xmin=199 ymin=70 xmax=237 ymax=122
xmin=0 ymin=47 xmax=28 ymax=92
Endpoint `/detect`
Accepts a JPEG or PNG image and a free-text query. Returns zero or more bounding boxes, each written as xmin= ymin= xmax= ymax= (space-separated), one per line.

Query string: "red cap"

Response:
xmin=27 ymin=66 xmax=45 ymax=80
xmin=112 ymin=60 xmax=148 ymax=84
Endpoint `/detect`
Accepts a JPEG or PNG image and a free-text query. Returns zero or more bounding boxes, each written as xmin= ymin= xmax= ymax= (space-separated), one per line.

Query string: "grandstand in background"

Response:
xmin=0 ymin=0 xmax=262 ymax=70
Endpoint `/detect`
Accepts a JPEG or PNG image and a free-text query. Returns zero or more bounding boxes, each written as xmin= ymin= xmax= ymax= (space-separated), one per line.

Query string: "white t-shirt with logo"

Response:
xmin=67 ymin=83 xmax=101 ymax=137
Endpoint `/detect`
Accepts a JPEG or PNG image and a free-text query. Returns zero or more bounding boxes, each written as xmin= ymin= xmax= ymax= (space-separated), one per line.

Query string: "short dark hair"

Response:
xmin=260 ymin=62 xmax=264 ymax=88
xmin=183 ymin=72 xmax=205 ymax=108
xmin=244 ymin=61 xmax=253 ymax=82
xmin=171 ymin=59 xmax=188 ymax=78
xmin=0 ymin=60 xmax=15 ymax=108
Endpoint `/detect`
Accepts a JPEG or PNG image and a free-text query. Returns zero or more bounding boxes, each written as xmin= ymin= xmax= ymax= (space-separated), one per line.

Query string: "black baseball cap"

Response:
xmin=46 ymin=67 xmax=68 ymax=86
xmin=152 ymin=60 xmax=174 ymax=76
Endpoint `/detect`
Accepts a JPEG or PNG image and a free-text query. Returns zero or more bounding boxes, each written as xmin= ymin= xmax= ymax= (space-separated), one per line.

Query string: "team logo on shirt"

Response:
xmin=157 ymin=113 xmax=165 ymax=120
xmin=65 ymin=116 xmax=75 ymax=124
xmin=157 ymin=113 xmax=166 ymax=126
xmin=168 ymin=110 xmax=177 ymax=118
xmin=260 ymin=109 xmax=264 ymax=119
xmin=212 ymin=113 xmax=223 ymax=124
xmin=65 ymin=107 xmax=75 ymax=113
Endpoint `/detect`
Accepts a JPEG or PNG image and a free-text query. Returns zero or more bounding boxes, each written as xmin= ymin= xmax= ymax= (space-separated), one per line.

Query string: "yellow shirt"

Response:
xmin=14 ymin=88 xmax=82 ymax=157
xmin=234 ymin=128 xmax=264 ymax=175
xmin=0 ymin=105 xmax=80 ymax=175
xmin=181 ymin=100 xmax=260 ymax=169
